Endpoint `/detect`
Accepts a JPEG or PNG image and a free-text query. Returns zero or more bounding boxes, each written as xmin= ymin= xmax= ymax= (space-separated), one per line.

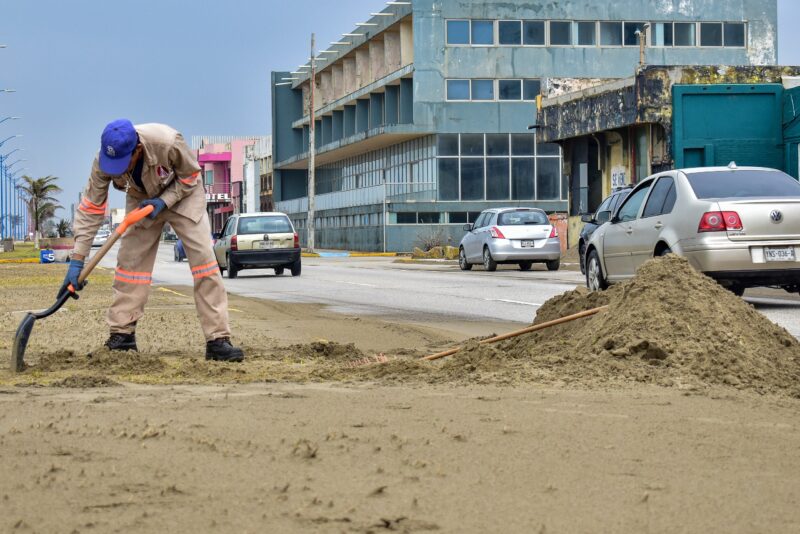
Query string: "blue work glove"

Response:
xmin=59 ymin=258 xmax=85 ymax=298
xmin=138 ymin=198 xmax=167 ymax=219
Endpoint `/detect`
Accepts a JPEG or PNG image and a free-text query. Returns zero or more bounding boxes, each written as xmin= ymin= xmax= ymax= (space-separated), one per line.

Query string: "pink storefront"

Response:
xmin=195 ymin=139 xmax=256 ymax=233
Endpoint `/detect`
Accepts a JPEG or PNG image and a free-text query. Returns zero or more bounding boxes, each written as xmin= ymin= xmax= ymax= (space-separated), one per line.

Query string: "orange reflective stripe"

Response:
xmin=78 ymin=200 xmax=105 ymax=215
xmin=178 ymin=172 xmax=199 ymax=185
xmin=191 ymin=261 xmax=217 ymax=273
xmin=116 ymin=267 xmax=152 ymax=277
xmin=192 ymin=269 xmax=218 ymax=280
xmin=81 ymin=198 xmax=107 ymax=210
xmin=114 ymin=275 xmax=151 ymax=285
xmin=192 ymin=261 xmax=219 ymax=279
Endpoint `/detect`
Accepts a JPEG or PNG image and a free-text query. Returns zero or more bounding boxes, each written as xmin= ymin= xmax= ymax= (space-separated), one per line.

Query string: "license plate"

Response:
xmin=521 ymin=240 xmax=535 ymax=248
xmin=764 ymin=246 xmax=796 ymax=262
xmin=256 ymin=241 xmax=275 ymax=250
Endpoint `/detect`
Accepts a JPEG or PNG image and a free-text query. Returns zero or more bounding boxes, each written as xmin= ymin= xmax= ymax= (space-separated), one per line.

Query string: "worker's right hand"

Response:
xmin=59 ymin=258 xmax=85 ymax=297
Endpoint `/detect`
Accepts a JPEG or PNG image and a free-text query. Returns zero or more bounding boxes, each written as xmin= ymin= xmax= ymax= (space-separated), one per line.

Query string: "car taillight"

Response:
xmin=549 ymin=226 xmax=558 ymax=238
xmin=294 ymin=232 xmax=300 ymax=248
xmin=698 ymin=211 xmax=742 ymax=233
xmin=231 ymin=235 xmax=238 ymax=251
xmin=490 ymin=227 xmax=506 ymax=239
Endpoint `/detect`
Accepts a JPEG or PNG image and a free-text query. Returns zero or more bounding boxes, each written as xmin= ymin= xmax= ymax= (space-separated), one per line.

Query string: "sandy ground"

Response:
xmin=1 ymin=263 xmax=800 ymax=532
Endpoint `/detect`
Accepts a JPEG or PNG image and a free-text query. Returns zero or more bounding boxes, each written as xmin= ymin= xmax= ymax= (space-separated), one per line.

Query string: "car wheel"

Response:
xmin=459 ymin=248 xmax=472 ymax=271
xmin=290 ymin=259 xmax=302 ymax=277
xmin=274 ymin=267 xmax=285 ymax=276
xmin=519 ymin=261 xmax=532 ymax=271
xmin=546 ymin=259 xmax=560 ymax=271
xmin=659 ymin=246 xmax=673 ymax=256
xmin=483 ymin=247 xmax=497 ymax=272
xmin=579 ymin=242 xmax=586 ymax=275
xmin=226 ymin=255 xmax=238 ymax=279
xmin=586 ymin=249 xmax=608 ymax=291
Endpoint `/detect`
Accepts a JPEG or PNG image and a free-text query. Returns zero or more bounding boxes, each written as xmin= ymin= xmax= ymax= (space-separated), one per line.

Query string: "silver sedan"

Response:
xmin=459 ymin=208 xmax=561 ymax=272
xmin=584 ymin=165 xmax=800 ymax=295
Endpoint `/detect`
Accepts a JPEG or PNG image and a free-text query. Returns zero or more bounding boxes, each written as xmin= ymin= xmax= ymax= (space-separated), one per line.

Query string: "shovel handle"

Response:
xmin=76 ymin=205 xmax=154 ymax=286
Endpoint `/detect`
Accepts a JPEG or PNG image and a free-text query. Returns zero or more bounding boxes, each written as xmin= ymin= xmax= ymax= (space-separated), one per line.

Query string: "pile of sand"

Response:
xmin=443 ymin=256 xmax=800 ymax=395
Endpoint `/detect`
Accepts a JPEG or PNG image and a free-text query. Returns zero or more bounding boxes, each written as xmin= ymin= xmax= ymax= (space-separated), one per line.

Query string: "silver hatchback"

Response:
xmin=458 ymin=208 xmax=561 ymax=272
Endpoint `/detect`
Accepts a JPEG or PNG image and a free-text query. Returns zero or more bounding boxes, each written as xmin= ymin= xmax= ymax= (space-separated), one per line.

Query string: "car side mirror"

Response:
xmin=596 ymin=210 xmax=612 ymax=224
xmin=463 ymin=223 xmax=474 ymax=232
xmin=212 ymin=232 xmax=221 ymax=240
xmin=580 ymin=213 xmax=594 ymax=224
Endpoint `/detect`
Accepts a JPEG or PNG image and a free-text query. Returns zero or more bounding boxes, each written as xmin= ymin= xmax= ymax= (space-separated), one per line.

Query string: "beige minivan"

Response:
xmin=213 ymin=212 xmax=301 ymax=279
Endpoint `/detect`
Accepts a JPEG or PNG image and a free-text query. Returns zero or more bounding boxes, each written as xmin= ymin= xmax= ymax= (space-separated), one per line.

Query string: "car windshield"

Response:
xmin=686 ymin=170 xmax=800 ymax=199
xmin=497 ymin=210 xmax=549 ymax=226
xmin=237 ymin=216 xmax=292 ymax=234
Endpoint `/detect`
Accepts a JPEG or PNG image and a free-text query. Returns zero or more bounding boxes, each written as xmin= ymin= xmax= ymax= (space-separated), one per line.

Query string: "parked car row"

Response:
xmin=583 ymin=164 xmax=800 ymax=296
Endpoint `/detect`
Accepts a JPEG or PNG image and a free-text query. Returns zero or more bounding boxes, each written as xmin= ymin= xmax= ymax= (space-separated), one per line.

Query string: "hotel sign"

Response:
xmin=206 ymin=193 xmax=231 ymax=203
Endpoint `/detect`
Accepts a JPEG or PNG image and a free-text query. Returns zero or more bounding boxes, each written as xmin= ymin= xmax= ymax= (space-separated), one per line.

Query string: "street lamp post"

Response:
xmin=0 ymin=116 xmax=20 ymax=126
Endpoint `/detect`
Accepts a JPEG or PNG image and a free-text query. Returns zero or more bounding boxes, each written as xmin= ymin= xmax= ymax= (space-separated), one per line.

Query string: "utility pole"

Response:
xmin=637 ymin=24 xmax=650 ymax=68
xmin=307 ymin=33 xmax=316 ymax=252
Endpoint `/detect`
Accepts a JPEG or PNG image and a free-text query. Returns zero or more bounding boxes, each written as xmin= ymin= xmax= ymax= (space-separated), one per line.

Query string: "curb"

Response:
xmin=301 ymin=251 xmax=399 ymax=258
xmin=0 ymin=258 xmax=41 ymax=264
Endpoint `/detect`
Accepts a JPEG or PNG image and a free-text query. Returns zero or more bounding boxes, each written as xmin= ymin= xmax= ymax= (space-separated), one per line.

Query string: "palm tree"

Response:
xmin=17 ymin=175 xmax=63 ymax=247
xmin=56 ymin=218 xmax=71 ymax=238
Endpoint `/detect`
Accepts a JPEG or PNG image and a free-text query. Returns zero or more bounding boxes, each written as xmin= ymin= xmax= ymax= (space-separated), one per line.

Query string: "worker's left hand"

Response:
xmin=138 ymin=198 xmax=167 ymax=219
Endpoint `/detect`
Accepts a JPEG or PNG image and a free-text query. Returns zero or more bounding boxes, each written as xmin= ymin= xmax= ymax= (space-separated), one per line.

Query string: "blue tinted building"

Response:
xmin=271 ymin=0 xmax=777 ymax=252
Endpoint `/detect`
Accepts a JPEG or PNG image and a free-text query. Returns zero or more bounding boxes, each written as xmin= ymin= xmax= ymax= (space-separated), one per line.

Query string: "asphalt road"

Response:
xmin=99 ymin=243 xmax=800 ymax=339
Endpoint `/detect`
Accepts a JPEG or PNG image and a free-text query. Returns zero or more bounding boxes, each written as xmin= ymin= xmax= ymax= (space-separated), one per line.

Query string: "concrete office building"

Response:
xmin=271 ymin=0 xmax=777 ymax=252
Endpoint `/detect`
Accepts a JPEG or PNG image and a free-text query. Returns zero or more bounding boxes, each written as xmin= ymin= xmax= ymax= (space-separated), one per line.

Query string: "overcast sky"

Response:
xmin=1 ymin=0 xmax=799 ymax=214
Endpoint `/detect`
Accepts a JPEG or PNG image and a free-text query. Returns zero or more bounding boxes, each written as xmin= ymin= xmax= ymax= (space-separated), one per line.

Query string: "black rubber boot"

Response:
xmin=206 ymin=337 xmax=245 ymax=362
xmin=105 ymin=333 xmax=138 ymax=352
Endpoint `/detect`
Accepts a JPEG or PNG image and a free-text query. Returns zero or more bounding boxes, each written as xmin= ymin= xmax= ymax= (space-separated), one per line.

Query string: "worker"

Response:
xmin=64 ymin=119 xmax=244 ymax=362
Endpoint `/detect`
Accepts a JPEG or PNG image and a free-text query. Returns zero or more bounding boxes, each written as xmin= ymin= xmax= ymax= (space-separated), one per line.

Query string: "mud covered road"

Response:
xmin=1 ymin=261 xmax=800 ymax=532
xmin=2 ymin=383 xmax=799 ymax=533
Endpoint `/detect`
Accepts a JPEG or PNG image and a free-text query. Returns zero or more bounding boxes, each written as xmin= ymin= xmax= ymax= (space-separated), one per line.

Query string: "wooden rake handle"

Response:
xmin=422 ymin=305 xmax=609 ymax=362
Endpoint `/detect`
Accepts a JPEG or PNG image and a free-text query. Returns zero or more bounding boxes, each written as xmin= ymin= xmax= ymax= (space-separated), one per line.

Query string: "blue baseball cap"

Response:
xmin=99 ymin=119 xmax=138 ymax=175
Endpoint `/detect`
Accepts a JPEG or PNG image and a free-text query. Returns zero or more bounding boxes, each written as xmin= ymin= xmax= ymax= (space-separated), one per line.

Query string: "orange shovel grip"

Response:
xmin=115 ymin=205 xmax=154 ymax=234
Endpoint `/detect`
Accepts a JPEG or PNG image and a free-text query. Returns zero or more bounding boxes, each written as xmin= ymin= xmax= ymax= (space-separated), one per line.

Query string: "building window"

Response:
xmin=435 ymin=134 xmax=563 ymax=203
xmin=577 ymin=21 xmax=597 ymax=46
xmin=449 ymin=212 xmax=468 ymax=224
xmin=446 ymin=20 xmax=470 ymax=44
xmin=471 ymin=20 xmax=494 ymax=45
xmin=724 ymin=22 xmax=745 ymax=47
xmin=418 ymin=212 xmax=442 ymax=224
xmin=674 ymin=22 xmax=696 ymax=46
xmin=499 ymin=80 xmax=522 ymax=101
xmin=396 ymin=212 xmax=416 ymax=224
xmin=523 ymin=79 xmax=541 ymax=101
xmin=700 ymin=22 xmax=723 ymax=46
xmin=549 ymin=21 xmax=572 ymax=45
xmin=600 ymin=21 xmax=622 ymax=46
xmin=446 ymin=79 xmax=470 ymax=101
xmin=499 ymin=20 xmax=522 ymax=45
xmin=651 ymin=22 xmax=674 ymax=46
xmin=623 ymin=22 xmax=647 ymax=46
xmin=523 ymin=21 xmax=546 ymax=45
xmin=438 ymin=134 xmax=459 ymax=156
xmin=204 ymin=170 xmax=214 ymax=185
xmin=471 ymin=79 xmax=494 ymax=100
xmin=438 ymin=158 xmax=459 ymax=200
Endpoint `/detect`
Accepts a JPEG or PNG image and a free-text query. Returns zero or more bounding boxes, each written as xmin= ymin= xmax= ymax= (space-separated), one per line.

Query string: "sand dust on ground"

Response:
xmin=2 ymin=260 xmax=800 ymax=532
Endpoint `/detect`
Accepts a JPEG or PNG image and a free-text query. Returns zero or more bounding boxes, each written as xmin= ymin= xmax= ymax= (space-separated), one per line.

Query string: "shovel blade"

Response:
xmin=11 ymin=313 xmax=36 ymax=373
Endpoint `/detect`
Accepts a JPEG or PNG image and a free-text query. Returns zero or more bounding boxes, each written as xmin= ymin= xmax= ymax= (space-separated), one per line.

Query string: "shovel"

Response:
xmin=10 ymin=205 xmax=154 ymax=372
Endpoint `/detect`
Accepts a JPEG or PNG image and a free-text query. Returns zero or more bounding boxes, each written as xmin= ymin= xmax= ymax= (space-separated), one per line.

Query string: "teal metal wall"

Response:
xmin=783 ymin=86 xmax=800 ymax=178
xmin=673 ymin=84 xmax=785 ymax=171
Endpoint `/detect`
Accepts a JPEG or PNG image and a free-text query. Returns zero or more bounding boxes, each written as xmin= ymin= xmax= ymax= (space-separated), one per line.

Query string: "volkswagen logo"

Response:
xmin=770 ymin=210 xmax=783 ymax=223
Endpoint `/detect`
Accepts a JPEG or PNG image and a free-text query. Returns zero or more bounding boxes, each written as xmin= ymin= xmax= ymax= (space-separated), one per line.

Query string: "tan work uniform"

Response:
xmin=72 ymin=123 xmax=230 ymax=341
